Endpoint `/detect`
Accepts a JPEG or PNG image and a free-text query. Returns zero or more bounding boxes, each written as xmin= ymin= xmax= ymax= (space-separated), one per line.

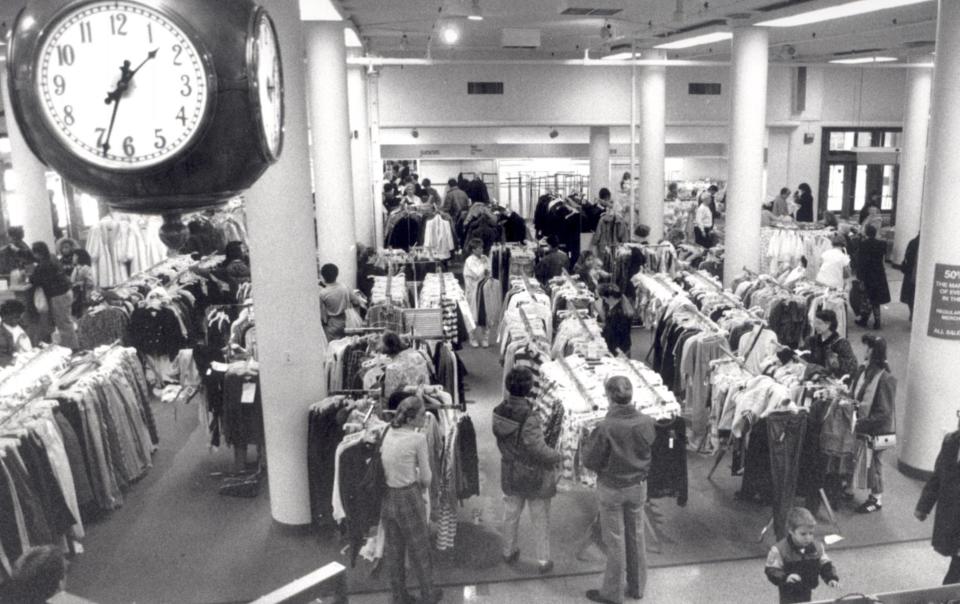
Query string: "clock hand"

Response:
xmin=100 ymin=50 xmax=158 ymax=156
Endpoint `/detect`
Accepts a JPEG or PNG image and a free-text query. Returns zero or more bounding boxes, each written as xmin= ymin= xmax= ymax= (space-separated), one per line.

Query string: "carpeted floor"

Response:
xmin=66 ymin=268 xmax=929 ymax=604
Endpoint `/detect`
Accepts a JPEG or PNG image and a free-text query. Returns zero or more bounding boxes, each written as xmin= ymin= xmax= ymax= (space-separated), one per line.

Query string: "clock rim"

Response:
xmin=245 ymin=6 xmax=284 ymax=164
xmin=23 ymin=0 xmax=221 ymax=174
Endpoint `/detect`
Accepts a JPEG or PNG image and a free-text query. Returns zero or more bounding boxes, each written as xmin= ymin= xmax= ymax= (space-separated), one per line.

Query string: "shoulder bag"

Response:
xmin=505 ymin=414 xmax=544 ymax=497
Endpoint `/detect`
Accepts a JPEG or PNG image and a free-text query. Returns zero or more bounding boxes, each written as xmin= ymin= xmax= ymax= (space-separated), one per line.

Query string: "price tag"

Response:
xmin=668 ymin=437 xmax=674 ymax=449
xmin=241 ymin=382 xmax=257 ymax=404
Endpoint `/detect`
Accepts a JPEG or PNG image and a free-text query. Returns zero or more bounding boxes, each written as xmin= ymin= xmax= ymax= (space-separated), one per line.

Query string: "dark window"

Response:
xmin=688 ymin=82 xmax=721 ymax=95
xmin=467 ymin=82 xmax=504 ymax=95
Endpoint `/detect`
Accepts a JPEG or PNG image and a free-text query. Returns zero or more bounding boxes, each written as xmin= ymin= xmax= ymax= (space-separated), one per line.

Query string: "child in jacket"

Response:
xmin=765 ymin=507 xmax=840 ymax=603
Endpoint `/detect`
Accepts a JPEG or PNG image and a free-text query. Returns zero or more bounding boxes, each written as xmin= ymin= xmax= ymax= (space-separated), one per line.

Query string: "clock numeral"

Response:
xmin=53 ymin=75 xmax=66 ymax=96
xmin=95 ymin=128 xmax=106 ymax=149
xmin=123 ymin=137 xmax=136 ymax=158
xmin=79 ymin=21 xmax=93 ymax=43
xmin=63 ymin=105 xmax=75 ymax=126
xmin=179 ymin=75 xmax=192 ymax=97
xmin=147 ymin=23 xmax=153 ymax=44
xmin=154 ymin=129 xmax=167 ymax=150
xmin=110 ymin=13 xmax=127 ymax=36
xmin=56 ymin=45 xmax=75 ymax=66
xmin=172 ymin=44 xmax=183 ymax=66
xmin=175 ymin=106 xmax=187 ymax=126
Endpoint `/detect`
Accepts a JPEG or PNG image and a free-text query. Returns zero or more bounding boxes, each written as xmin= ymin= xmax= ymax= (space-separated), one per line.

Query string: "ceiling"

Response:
xmin=332 ymin=0 xmax=938 ymax=63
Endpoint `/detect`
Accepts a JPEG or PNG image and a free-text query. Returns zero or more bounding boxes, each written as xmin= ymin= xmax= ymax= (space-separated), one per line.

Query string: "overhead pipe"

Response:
xmin=347 ymin=56 xmax=933 ymax=69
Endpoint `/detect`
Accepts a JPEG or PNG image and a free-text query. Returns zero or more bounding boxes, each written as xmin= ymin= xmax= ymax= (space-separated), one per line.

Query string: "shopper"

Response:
xmin=0 ymin=300 xmax=32 ymax=367
xmin=764 ymin=507 xmax=840 ymax=604
xmin=0 ymin=545 xmax=68 ymax=603
xmin=897 ymin=233 xmax=919 ymax=321
xmin=814 ymin=236 xmax=850 ymax=292
xmin=574 ymin=250 xmax=607 ymax=293
xmin=380 ymin=395 xmax=441 ymax=604
xmin=70 ymin=249 xmax=95 ymax=317
xmin=694 ymin=192 xmax=714 ymax=248
xmin=0 ymin=226 xmax=31 ymax=275
xmin=665 ymin=182 xmax=679 ymax=201
xmin=401 ymin=183 xmax=421 ymax=207
xmin=535 ymin=235 xmax=569 ymax=284
xmin=770 ymin=188 xmax=792 ymax=217
xmin=493 ymin=367 xmax=561 ymax=574
xmin=761 ymin=202 xmax=776 ymax=227
xmin=800 ymin=309 xmax=857 ymax=380
xmin=858 ymin=192 xmax=882 ymax=225
xmin=795 ymin=183 xmax=814 ymax=223
xmin=583 ymin=375 xmax=655 ymax=604
xmin=851 ymin=334 xmax=896 ymax=514
xmin=854 ymin=224 xmax=891 ymax=329
xmin=441 ymin=178 xmax=470 ymax=220
xmin=633 ymin=224 xmax=651 ymax=245
xmin=29 ymin=241 xmax=77 ymax=350
xmin=860 ymin=204 xmax=883 ymax=232
xmin=421 ymin=178 xmax=441 ymax=206
xmin=599 ymin=284 xmax=632 ymax=356
xmin=319 ymin=263 xmax=363 ymax=342
xmin=463 ymin=238 xmax=490 ymax=348
xmin=915 ymin=409 xmax=960 ymax=585
xmin=55 ymin=238 xmax=79 ymax=275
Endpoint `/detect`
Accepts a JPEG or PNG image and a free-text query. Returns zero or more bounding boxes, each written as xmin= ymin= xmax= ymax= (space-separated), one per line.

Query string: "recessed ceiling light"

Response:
xmin=602 ymin=52 xmax=636 ymax=60
xmin=757 ymin=0 xmax=932 ymax=28
xmin=439 ymin=20 xmax=461 ymax=44
xmin=829 ymin=56 xmax=898 ymax=64
xmin=654 ymin=31 xmax=732 ymax=50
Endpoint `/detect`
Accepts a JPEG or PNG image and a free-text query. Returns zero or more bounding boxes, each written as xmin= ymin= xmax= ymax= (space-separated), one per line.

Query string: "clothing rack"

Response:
xmin=0 ymin=346 xmax=66 ymax=391
xmin=555 ymin=355 xmax=596 ymax=406
xmin=614 ymin=351 xmax=669 ymax=406
xmin=344 ymin=327 xmax=388 ymax=335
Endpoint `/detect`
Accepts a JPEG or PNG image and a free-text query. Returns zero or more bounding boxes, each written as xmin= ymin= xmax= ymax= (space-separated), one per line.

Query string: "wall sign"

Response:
xmin=927 ymin=263 xmax=960 ymax=340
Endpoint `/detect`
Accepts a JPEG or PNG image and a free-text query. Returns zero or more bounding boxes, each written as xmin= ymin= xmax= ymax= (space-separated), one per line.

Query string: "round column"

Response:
xmin=306 ymin=21 xmax=357 ymax=288
xmin=639 ymin=50 xmax=666 ymax=242
xmin=367 ymin=71 xmax=385 ymax=246
xmin=901 ymin=0 xmax=960 ymax=474
xmin=244 ymin=0 xmax=326 ymax=525
xmin=893 ymin=66 xmax=932 ymax=263
xmin=724 ymin=27 xmax=768 ymax=286
xmin=348 ymin=55 xmax=375 ymax=249
xmin=1 ymin=57 xmax=56 ymax=249
xmin=589 ymin=126 xmax=611 ymax=199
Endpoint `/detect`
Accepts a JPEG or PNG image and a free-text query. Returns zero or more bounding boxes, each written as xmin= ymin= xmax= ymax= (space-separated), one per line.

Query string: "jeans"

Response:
xmin=867 ymin=449 xmax=884 ymax=495
xmin=767 ymin=412 xmax=807 ymax=540
xmin=502 ymin=495 xmax=551 ymax=563
xmin=598 ymin=481 xmax=647 ymax=603
xmin=382 ymin=485 xmax=434 ymax=603
xmin=50 ymin=291 xmax=78 ymax=350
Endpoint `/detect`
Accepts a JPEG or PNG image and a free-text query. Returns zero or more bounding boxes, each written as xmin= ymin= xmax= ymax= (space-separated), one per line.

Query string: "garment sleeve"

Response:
xmin=417 ymin=434 xmax=432 ymax=489
xmin=916 ymin=437 xmax=948 ymax=516
xmin=818 ymin=548 xmax=839 ymax=583
xmin=582 ymin=425 xmax=609 ymax=473
xmin=521 ymin=413 xmax=561 ymax=466
xmin=764 ymin=545 xmax=787 ymax=586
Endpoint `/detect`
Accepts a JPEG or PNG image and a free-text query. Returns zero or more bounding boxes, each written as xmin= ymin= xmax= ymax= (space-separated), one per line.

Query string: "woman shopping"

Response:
xmin=462 ymin=238 xmax=490 ymax=347
xmin=380 ymin=395 xmax=442 ymax=604
xmin=493 ymin=367 xmax=562 ymax=574
xmin=855 ymin=224 xmax=891 ymax=329
xmin=850 ymin=334 xmax=896 ymax=514
xmin=29 ymin=241 xmax=77 ymax=350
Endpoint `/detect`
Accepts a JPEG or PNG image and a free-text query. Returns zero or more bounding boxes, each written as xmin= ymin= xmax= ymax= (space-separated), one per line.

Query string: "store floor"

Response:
xmin=66 ymin=269 xmax=933 ymax=604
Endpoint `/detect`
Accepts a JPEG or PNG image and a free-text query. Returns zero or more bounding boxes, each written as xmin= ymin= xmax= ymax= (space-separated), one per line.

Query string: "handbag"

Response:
xmin=868 ymin=433 xmax=896 ymax=450
xmin=33 ymin=287 xmax=48 ymax=313
xmin=345 ymin=307 xmax=363 ymax=329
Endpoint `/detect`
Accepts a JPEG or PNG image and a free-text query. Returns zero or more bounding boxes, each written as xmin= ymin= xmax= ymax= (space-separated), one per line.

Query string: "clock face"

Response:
xmin=35 ymin=0 xmax=212 ymax=170
xmin=252 ymin=10 xmax=283 ymax=160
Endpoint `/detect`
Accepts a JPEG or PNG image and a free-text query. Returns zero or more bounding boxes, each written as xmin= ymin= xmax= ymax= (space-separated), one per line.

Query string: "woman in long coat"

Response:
xmin=915 ymin=412 xmax=960 ymax=585
xmin=855 ymin=224 xmax=891 ymax=329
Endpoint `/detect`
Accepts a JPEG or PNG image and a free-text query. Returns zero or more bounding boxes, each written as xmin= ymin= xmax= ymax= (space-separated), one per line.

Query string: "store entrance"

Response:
xmin=818 ymin=128 xmax=901 ymax=221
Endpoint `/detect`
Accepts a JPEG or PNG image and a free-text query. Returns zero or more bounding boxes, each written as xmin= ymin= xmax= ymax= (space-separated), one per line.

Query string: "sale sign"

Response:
xmin=927 ymin=263 xmax=960 ymax=340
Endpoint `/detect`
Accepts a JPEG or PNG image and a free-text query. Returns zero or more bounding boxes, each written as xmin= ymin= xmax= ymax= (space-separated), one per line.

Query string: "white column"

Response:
xmin=348 ymin=57 xmax=375 ymax=248
xmin=244 ymin=0 xmax=325 ymax=525
xmin=724 ymin=27 xmax=768 ymax=287
xmin=305 ymin=21 xmax=357 ymax=288
xmin=639 ymin=50 xmax=666 ymax=242
xmin=1 ymin=58 xmax=56 ymax=249
xmin=901 ymin=0 xmax=960 ymax=474
xmin=893 ymin=66 xmax=932 ymax=263
xmin=589 ymin=127 xmax=611 ymax=199
xmin=368 ymin=71 xmax=385 ymax=246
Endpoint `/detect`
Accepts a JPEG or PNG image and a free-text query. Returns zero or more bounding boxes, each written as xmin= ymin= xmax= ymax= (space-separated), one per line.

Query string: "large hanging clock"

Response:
xmin=7 ymin=0 xmax=284 ymax=215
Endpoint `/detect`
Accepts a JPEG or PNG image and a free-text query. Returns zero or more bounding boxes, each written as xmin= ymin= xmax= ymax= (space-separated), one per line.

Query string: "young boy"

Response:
xmin=765 ymin=507 xmax=840 ymax=603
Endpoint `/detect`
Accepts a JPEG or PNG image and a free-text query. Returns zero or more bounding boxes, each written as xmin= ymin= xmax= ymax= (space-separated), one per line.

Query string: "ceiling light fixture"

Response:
xmin=603 ymin=51 xmax=636 ymax=60
xmin=829 ymin=56 xmax=898 ymax=64
xmin=654 ymin=31 xmax=732 ymax=50
xmin=438 ymin=19 xmax=461 ymax=44
xmin=757 ymin=0 xmax=932 ymax=28
xmin=468 ymin=0 xmax=483 ymax=21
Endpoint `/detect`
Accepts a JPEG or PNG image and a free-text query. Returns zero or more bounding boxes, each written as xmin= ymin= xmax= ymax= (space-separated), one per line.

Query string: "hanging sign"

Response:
xmin=927 ymin=263 xmax=960 ymax=340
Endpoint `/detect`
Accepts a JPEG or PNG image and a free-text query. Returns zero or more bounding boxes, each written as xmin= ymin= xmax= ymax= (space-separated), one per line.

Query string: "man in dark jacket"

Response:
xmin=915 ymin=410 xmax=960 ymax=585
xmin=441 ymin=178 xmax=470 ymax=220
xmin=492 ymin=367 xmax=561 ymax=574
xmin=583 ymin=376 xmax=656 ymax=604
xmin=534 ymin=236 xmax=569 ymax=285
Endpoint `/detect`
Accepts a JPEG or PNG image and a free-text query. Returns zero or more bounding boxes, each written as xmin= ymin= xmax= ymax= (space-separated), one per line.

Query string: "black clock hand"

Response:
xmin=101 ymin=50 xmax=158 ymax=155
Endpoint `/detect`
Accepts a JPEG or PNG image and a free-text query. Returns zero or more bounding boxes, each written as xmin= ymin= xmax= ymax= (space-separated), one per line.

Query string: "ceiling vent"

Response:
xmin=502 ymin=28 xmax=542 ymax=48
xmin=558 ymin=1 xmax=624 ymax=16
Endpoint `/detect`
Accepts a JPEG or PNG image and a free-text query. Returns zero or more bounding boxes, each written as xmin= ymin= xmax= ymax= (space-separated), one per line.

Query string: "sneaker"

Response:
xmin=481 ymin=338 xmax=490 ymax=348
xmin=537 ymin=560 xmax=554 ymax=574
xmin=469 ymin=339 xmax=479 ymax=348
xmin=856 ymin=496 xmax=882 ymax=514
xmin=586 ymin=590 xmax=619 ymax=604
xmin=503 ymin=549 xmax=519 ymax=564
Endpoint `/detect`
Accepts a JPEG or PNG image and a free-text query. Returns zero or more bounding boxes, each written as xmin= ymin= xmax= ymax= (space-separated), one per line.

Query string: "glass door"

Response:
xmin=825 ymin=161 xmax=857 ymax=215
